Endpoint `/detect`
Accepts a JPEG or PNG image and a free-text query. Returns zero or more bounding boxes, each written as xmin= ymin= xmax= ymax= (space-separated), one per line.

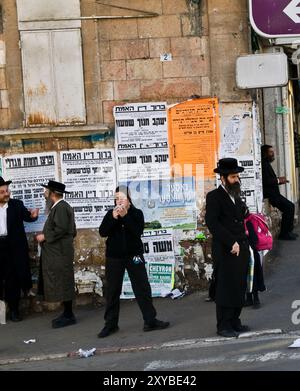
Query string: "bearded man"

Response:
xmin=205 ymin=158 xmax=250 ymax=338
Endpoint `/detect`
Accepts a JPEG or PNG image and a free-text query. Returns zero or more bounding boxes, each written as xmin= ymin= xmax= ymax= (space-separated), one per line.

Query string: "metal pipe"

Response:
xmin=19 ymin=14 xmax=159 ymax=23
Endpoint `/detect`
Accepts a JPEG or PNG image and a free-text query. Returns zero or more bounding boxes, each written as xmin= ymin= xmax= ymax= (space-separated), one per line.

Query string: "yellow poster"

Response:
xmin=168 ymin=98 xmax=220 ymax=178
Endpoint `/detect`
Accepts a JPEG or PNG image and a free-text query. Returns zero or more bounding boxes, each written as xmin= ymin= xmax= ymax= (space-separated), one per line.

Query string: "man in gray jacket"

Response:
xmin=36 ymin=180 xmax=77 ymax=328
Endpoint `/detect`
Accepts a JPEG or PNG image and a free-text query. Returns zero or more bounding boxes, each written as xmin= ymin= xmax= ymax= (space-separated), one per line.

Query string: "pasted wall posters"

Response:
xmin=60 ymin=149 xmax=116 ymax=228
xmin=219 ymin=103 xmax=260 ymax=213
xmin=168 ymin=98 xmax=220 ymax=178
xmin=123 ymin=177 xmax=197 ymax=230
xmin=114 ymin=102 xmax=170 ymax=182
xmin=2 ymin=152 xmax=59 ymax=232
xmin=121 ymin=229 xmax=175 ymax=299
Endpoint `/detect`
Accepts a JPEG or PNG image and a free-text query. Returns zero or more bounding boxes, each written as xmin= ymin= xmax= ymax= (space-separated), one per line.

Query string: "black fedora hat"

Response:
xmin=41 ymin=180 xmax=70 ymax=194
xmin=0 ymin=177 xmax=12 ymax=187
xmin=214 ymin=158 xmax=244 ymax=174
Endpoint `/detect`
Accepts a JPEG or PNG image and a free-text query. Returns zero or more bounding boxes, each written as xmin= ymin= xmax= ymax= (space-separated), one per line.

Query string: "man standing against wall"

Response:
xmin=0 ymin=176 xmax=39 ymax=321
xmin=36 ymin=180 xmax=77 ymax=328
xmin=205 ymin=158 xmax=250 ymax=338
xmin=261 ymin=145 xmax=296 ymax=241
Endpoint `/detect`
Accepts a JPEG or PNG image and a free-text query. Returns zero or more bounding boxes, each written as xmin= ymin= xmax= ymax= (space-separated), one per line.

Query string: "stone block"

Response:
xmin=162 ymin=0 xmax=188 ymax=15
xmin=0 ymin=68 xmax=6 ymax=89
xmin=138 ymin=15 xmax=181 ymax=38
xmin=0 ymin=40 xmax=5 ymax=66
xmin=110 ymin=39 xmax=149 ymax=60
xmin=113 ymin=80 xmax=141 ymax=100
xmin=149 ymin=38 xmax=171 ymax=58
xmin=141 ymin=77 xmax=201 ymax=100
xmin=100 ymin=81 xmax=114 ymax=100
xmin=0 ymin=90 xmax=9 ymax=108
xmin=101 ymin=60 xmax=126 ymax=81
xmin=103 ymin=100 xmax=117 ymax=124
xmin=201 ymin=76 xmax=211 ymax=96
xmin=127 ymin=58 xmax=162 ymax=80
xmin=0 ymin=108 xmax=9 ymax=128
xmin=163 ymin=56 xmax=209 ymax=78
xmin=171 ymin=37 xmax=202 ymax=56
xmin=99 ymin=19 xmax=138 ymax=40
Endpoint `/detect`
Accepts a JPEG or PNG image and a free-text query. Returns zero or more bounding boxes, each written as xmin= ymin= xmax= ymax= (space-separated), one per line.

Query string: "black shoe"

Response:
xmin=289 ymin=232 xmax=298 ymax=239
xmin=232 ymin=324 xmax=250 ymax=332
xmin=143 ymin=319 xmax=170 ymax=332
xmin=278 ymin=233 xmax=296 ymax=241
xmin=10 ymin=310 xmax=22 ymax=322
xmin=52 ymin=315 xmax=76 ymax=329
xmin=244 ymin=294 xmax=253 ymax=307
xmin=97 ymin=326 xmax=119 ymax=338
xmin=217 ymin=329 xmax=238 ymax=338
xmin=51 ymin=313 xmax=65 ymax=324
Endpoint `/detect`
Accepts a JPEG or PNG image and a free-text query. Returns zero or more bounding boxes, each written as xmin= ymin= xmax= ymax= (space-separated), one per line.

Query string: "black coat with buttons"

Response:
xmin=205 ymin=186 xmax=249 ymax=307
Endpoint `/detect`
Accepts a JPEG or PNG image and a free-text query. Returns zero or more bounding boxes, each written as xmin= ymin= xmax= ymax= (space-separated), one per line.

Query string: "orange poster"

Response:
xmin=168 ymin=98 xmax=220 ymax=178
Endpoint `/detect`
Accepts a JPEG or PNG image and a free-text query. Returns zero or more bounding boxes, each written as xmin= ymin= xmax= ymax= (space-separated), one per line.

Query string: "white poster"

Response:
xmin=60 ymin=149 xmax=116 ymax=229
xmin=121 ymin=229 xmax=175 ymax=299
xmin=2 ymin=152 xmax=59 ymax=232
xmin=114 ymin=102 xmax=170 ymax=182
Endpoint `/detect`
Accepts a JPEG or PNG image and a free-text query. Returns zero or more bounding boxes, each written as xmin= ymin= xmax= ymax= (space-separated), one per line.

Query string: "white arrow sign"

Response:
xmin=284 ymin=0 xmax=300 ymax=23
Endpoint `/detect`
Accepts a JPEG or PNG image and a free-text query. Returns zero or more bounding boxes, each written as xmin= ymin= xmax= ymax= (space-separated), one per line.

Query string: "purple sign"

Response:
xmin=250 ymin=0 xmax=300 ymax=38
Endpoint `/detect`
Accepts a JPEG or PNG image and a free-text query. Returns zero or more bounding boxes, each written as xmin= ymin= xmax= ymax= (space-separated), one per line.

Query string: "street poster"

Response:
xmin=114 ymin=102 xmax=170 ymax=182
xmin=168 ymin=98 xmax=220 ymax=178
xmin=219 ymin=103 xmax=260 ymax=213
xmin=123 ymin=177 xmax=197 ymax=230
xmin=60 ymin=149 xmax=116 ymax=229
xmin=121 ymin=229 xmax=175 ymax=299
xmin=2 ymin=152 xmax=59 ymax=232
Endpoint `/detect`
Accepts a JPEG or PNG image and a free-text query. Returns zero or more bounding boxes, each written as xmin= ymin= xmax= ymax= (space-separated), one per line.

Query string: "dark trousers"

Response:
xmin=104 ymin=256 xmax=157 ymax=328
xmin=216 ymin=305 xmax=242 ymax=331
xmin=0 ymin=239 xmax=21 ymax=311
xmin=269 ymin=194 xmax=295 ymax=236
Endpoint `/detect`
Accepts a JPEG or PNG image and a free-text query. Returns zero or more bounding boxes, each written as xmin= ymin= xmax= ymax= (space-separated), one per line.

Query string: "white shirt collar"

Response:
xmin=51 ymin=198 xmax=64 ymax=209
xmin=0 ymin=203 xmax=8 ymax=209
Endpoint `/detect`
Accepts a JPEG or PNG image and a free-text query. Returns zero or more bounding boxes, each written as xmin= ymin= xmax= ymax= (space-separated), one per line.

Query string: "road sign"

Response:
xmin=250 ymin=0 xmax=300 ymax=38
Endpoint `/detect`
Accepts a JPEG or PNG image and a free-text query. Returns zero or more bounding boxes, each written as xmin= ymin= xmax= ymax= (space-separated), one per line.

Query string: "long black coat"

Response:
xmin=205 ymin=186 xmax=249 ymax=307
xmin=2 ymin=199 xmax=38 ymax=290
xmin=261 ymin=158 xmax=280 ymax=199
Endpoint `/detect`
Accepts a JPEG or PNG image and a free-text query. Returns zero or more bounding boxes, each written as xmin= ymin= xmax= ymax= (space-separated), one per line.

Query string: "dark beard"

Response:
xmin=225 ymin=180 xmax=241 ymax=198
xmin=45 ymin=197 xmax=54 ymax=215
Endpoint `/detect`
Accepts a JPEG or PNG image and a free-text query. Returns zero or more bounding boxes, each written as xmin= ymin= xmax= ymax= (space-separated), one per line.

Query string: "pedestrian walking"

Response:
xmin=0 ymin=176 xmax=39 ymax=321
xmin=36 ymin=180 xmax=77 ymax=329
xmin=97 ymin=185 xmax=169 ymax=338
xmin=205 ymin=158 xmax=250 ymax=338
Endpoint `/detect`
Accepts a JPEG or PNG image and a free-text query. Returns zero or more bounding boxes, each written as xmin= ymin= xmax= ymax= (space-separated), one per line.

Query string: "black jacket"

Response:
xmin=99 ymin=206 xmax=144 ymax=258
xmin=205 ymin=186 xmax=249 ymax=307
xmin=1 ymin=199 xmax=38 ymax=290
xmin=261 ymin=158 xmax=280 ymax=199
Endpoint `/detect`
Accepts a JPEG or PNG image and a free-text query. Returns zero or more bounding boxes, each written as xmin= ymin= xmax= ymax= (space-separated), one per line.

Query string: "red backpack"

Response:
xmin=244 ymin=213 xmax=273 ymax=251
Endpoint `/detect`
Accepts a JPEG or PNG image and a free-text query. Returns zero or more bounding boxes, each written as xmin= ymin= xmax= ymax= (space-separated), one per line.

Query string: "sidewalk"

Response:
xmin=1 ymin=226 xmax=300 ymax=365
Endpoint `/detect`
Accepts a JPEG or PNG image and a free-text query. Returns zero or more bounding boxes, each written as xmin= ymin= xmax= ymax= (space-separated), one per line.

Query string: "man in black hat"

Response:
xmin=0 ymin=177 xmax=39 ymax=321
xmin=36 ymin=180 xmax=77 ymax=328
xmin=261 ymin=145 xmax=296 ymax=240
xmin=205 ymin=158 xmax=250 ymax=338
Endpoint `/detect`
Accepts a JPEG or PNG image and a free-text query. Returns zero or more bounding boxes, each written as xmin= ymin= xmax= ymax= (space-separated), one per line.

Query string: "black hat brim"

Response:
xmin=0 ymin=180 xmax=12 ymax=186
xmin=214 ymin=167 xmax=244 ymax=174
xmin=41 ymin=184 xmax=71 ymax=194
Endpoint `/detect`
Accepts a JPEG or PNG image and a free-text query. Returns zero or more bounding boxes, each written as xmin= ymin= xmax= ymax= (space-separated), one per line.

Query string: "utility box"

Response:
xmin=236 ymin=53 xmax=288 ymax=89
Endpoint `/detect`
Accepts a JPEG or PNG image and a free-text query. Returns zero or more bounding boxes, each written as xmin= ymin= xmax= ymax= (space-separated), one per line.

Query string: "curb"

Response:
xmin=0 ymin=328 xmax=295 ymax=366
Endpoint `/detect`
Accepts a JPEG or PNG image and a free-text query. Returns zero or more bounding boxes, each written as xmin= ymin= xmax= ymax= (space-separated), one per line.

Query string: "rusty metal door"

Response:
xmin=20 ymin=29 xmax=86 ymax=127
